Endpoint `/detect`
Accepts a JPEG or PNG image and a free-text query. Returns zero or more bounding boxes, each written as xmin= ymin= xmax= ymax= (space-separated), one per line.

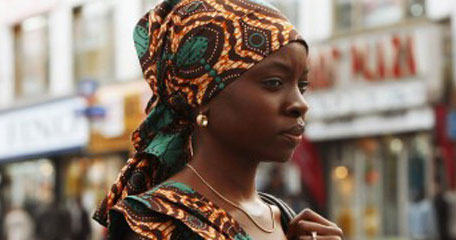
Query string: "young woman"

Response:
xmin=93 ymin=0 xmax=344 ymax=239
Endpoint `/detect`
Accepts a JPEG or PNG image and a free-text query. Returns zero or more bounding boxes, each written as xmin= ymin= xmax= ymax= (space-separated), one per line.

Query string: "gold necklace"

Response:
xmin=186 ymin=164 xmax=276 ymax=233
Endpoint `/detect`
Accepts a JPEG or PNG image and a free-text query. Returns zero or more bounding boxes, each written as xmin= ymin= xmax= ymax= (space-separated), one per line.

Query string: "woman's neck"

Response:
xmin=191 ymin=153 xmax=258 ymax=202
xmin=187 ymin=136 xmax=261 ymax=203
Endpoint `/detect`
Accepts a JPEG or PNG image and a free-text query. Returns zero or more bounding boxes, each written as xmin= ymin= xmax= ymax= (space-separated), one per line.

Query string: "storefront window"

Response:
xmin=73 ymin=1 xmax=114 ymax=84
xmin=4 ymin=159 xmax=55 ymax=208
xmin=323 ymin=134 xmax=432 ymax=239
xmin=64 ymin=155 xmax=125 ymax=240
xmin=14 ymin=16 xmax=49 ymax=98
xmin=382 ymin=138 xmax=402 ymax=236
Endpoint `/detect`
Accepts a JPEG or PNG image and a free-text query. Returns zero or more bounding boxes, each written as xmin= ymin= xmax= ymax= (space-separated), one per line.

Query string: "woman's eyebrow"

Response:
xmin=300 ymin=68 xmax=310 ymax=78
xmin=266 ymin=60 xmax=292 ymax=73
xmin=264 ymin=60 xmax=309 ymax=78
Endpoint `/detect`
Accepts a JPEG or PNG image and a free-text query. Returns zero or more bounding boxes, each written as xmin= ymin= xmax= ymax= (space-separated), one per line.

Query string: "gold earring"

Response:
xmin=196 ymin=112 xmax=208 ymax=127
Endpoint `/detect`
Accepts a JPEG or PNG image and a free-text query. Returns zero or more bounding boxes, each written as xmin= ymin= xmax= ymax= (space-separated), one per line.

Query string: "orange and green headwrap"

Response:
xmin=93 ymin=0 xmax=307 ymax=226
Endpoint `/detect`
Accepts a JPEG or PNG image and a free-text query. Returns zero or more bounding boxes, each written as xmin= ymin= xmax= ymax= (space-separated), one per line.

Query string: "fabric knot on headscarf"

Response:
xmin=93 ymin=0 xmax=307 ymax=227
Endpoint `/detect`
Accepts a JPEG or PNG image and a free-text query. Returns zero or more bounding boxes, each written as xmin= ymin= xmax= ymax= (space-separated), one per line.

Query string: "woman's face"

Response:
xmin=207 ymin=42 xmax=309 ymax=162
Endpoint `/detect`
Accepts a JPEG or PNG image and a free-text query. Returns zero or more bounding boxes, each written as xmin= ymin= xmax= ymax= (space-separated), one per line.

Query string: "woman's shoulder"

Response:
xmin=110 ymin=181 xmax=200 ymax=220
xmin=110 ymin=182 xmax=193 ymax=221
xmin=108 ymin=181 xmax=204 ymax=240
xmin=109 ymin=180 xmax=197 ymax=221
xmin=109 ymin=205 xmax=202 ymax=240
xmin=107 ymin=181 xmax=216 ymax=240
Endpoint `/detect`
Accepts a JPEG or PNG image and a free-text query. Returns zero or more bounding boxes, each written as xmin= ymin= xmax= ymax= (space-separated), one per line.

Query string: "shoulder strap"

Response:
xmin=258 ymin=192 xmax=296 ymax=233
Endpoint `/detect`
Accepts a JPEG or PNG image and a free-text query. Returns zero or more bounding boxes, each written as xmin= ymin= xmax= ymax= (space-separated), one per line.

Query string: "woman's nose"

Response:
xmin=285 ymin=91 xmax=309 ymax=119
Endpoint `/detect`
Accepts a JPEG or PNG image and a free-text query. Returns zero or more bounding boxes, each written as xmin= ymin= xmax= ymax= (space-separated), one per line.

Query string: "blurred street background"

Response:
xmin=0 ymin=0 xmax=455 ymax=239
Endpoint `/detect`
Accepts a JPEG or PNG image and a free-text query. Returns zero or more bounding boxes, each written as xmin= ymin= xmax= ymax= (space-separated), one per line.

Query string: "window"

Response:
xmin=6 ymin=159 xmax=55 ymax=206
xmin=14 ymin=16 xmax=49 ymax=98
xmin=143 ymin=0 xmax=161 ymax=12
xmin=334 ymin=0 xmax=355 ymax=32
xmin=73 ymin=1 xmax=114 ymax=84
xmin=269 ymin=0 xmax=301 ymax=29
xmin=333 ymin=0 xmax=426 ymax=34
xmin=361 ymin=0 xmax=404 ymax=28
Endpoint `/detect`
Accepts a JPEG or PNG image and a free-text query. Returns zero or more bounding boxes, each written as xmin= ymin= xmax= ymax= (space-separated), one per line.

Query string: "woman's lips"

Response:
xmin=280 ymin=133 xmax=303 ymax=146
xmin=279 ymin=124 xmax=305 ymax=146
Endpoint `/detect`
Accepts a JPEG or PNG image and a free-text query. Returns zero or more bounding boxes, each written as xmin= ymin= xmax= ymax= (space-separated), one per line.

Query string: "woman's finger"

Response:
xmin=297 ymin=236 xmax=342 ymax=240
xmin=294 ymin=209 xmax=338 ymax=227
xmin=287 ymin=220 xmax=343 ymax=239
xmin=291 ymin=220 xmax=343 ymax=237
xmin=288 ymin=209 xmax=342 ymax=238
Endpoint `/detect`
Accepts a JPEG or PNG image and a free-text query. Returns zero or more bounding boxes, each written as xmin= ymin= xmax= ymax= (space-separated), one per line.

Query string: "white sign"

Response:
xmin=303 ymin=24 xmax=442 ymax=140
xmin=306 ymin=80 xmax=428 ymax=121
xmin=309 ymin=24 xmax=443 ymax=102
xmin=0 ymin=97 xmax=90 ymax=161
xmin=305 ymin=107 xmax=435 ymax=141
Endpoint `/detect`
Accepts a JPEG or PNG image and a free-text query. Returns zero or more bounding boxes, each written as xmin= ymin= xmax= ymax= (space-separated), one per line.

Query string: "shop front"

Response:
xmin=304 ymin=23 xmax=444 ymax=240
xmin=0 ymin=96 xmax=89 ymax=223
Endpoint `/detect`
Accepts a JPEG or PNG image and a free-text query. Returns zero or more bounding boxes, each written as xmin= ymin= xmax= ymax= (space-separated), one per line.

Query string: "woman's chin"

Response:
xmin=262 ymin=153 xmax=295 ymax=163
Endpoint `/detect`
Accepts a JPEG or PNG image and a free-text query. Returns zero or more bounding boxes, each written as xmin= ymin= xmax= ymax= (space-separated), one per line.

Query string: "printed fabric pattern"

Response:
xmin=109 ymin=181 xmax=254 ymax=240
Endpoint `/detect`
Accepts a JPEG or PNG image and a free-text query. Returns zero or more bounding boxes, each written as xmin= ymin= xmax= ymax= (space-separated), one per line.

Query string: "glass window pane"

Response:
xmin=74 ymin=1 xmax=114 ymax=84
xmin=6 ymin=159 xmax=55 ymax=206
xmin=334 ymin=0 xmax=354 ymax=32
xmin=14 ymin=16 xmax=49 ymax=98
xmin=361 ymin=0 xmax=404 ymax=28
xmin=269 ymin=0 xmax=301 ymax=28
xmin=405 ymin=0 xmax=425 ymax=18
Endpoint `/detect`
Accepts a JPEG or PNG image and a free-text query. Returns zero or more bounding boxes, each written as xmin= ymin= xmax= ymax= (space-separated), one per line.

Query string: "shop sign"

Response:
xmin=306 ymin=107 xmax=434 ymax=141
xmin=306 ymin=81 xmax=427 ymax=121
xmin=305 ymin=24 xmax=443 ymax=138
xmin=309 ymin=24 xmax=443 ymax=101
xmin=0 ymin=97 xmax=89 ymax=161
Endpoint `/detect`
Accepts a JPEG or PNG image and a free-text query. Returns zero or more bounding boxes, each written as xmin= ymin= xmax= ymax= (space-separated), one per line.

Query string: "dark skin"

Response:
xmin=124 ymin=43 xmax=343 ymax=240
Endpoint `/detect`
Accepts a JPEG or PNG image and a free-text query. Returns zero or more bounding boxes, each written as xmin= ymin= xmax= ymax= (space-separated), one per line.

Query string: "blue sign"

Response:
xmin=77 ymin=78 xmax=99 ymax=98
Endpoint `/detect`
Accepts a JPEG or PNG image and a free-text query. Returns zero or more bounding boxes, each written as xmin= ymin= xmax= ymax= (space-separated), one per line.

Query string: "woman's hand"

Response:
xmin=286 ymin=209 xmax=343 ymax=240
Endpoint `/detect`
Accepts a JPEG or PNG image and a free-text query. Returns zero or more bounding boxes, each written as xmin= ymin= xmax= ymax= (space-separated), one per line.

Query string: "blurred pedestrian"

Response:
xmin=408 ymin=189 xmax=437 ymax=240
xmin=35 ymin=199 xmax=71 ymax=240
xmin=0 ymin=169 xmax=7 ymax=240
xmin=3 ymin=205 xmax=35 ymax=240
xmin=69 ymin=195 xmax=91 ymax=240
xmin=263 ymin=166 xmax=286 ymax=198
xmin=434 ymin=177 xmax=450 ymax=240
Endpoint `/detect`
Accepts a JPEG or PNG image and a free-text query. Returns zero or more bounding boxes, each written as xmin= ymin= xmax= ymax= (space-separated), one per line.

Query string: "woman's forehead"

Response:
xmin=246 ymin=43 xmax=309 ymax=75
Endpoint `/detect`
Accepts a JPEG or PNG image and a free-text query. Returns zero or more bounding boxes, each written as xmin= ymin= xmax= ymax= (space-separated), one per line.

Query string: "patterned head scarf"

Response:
xmin=93 ymin=0 xmax=307 ymax=226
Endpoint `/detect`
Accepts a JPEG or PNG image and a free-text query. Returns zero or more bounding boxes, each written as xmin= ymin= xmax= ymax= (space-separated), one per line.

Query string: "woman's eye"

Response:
xmin=262 ymin=79 xmax=283 ymax=89
xmin=298 ymin=81 xmax=309 ymax=93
